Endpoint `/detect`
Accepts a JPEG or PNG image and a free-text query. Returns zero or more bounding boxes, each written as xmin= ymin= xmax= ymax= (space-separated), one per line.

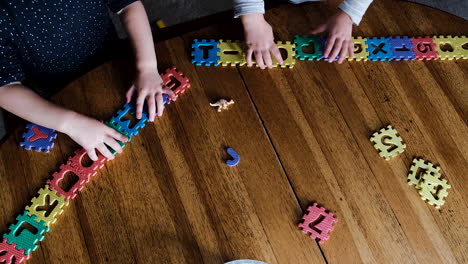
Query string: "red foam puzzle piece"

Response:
xmin=29 ymin=126 xmax=49 ymax=142
xmin=160 ymin=67 xmax=190 ymax=99
xmin=298 ymin=203 xmax=337 ymax=244
xmin=411 ymin=37 xmax=438 ymax=60
xmin=0 ymin=238 xmax=30 ymax=264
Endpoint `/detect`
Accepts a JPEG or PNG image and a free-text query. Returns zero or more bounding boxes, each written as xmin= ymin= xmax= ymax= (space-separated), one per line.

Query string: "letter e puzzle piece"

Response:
xmin=434 ymin=35 xmax=468 ymax=60
xmin=3 ymin=211 xmax=50 ymax=255
xmin=411 ymin=37 xmax=438 ymax=60
xmin=347 ymin=37 xmax=369 ymax=61
xmin=20 ymin=123 xmax=57 ymax=153
xmin=407 ymin=158 xmax=441 ymax=187
xmin=161 ymin=67 xmax=191 ymax=98
xmin=370 ymin=125 xmax=406 ymax=160
xmin=418 ymin=172 xmax=451 ymax=209
xmin=389 ymin=36 xmax=416 ymax=61
xmin=366 ymin=37 xmax=394 ymax=61
xmin=0 ymin=238 xmax=30 ymax=264
xmin=294 ymin=35 xmax=323 ymax=60
xmin=298 ymin=203 xmax=337 ymax=244
xmin=191 ymin=39 xmax=220 ymax=66
xmin=25 ymin=185 xmax=69 ymax=226
xmin=218 ymin=40 xmax=247 ymax=66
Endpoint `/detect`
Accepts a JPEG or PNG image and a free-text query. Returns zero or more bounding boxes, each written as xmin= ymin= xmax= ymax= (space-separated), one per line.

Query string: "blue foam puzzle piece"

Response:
xmin=109 ymin=103 xmax=148 ymax=138
xmin=225 ymin=147 xmax=240 ymax=167
xmin=388 ymin=36 xmax=416 ymax=61
xmin=319 ymin=37 xmax=340 ymax=62
xmin=163 ymin=94 xmax=171 ymax=105
xmin=366 ymin=37 xmax=394 ymax=61
xmin=191 ymin=39 xmax=220 ymax=66
xmin=3 ymin=211 xmax=50 ymax=255
xmin=20 ymin=123 xmax=57 ymax=153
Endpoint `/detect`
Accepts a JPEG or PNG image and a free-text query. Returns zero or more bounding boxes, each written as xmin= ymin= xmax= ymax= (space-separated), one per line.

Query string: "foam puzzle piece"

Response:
xmin=389 ymin=36 xmax=416 ymax=61
xmin=225 ymin=147 xmax=240 ymax=167
xmin=366 ymin=37 xmax=394 ymax=61
xmin=434 ymin=35 xmax=468 ymax=60
xmin=107 ymin=140 xmax=126 ymax=155
xmin=191 ymin=39 xmax=220 ymax=66
xmin=298 ymin=203 xmax=337 ymax=244
xmin=294 ymin=35 xmax=323 ymax=60
xmin=108 ymin=103 xmax=148 ymax=138
xmin=418 ymin=172 xmax=451 ymax=209
xmin=0 ymin=238 xmax=30 ymax=264
xmin=411 ymin=37 xmax=438 ymax=60
xmin=347 ymin=37 xmax=369 ymax=61
xmin=25 ymin=185 xmax=69 ymax=226
xmin=104 ymin=120 xmax=132 ymax=142
xmin=370 ymin=125 xmax=406 ymax=160
xmin=3 ymin=211 xmax=49 ymax=255
xmin=20 ymin=123 xmax=57 ymax=153
xmin=161 ymin=67 xmax=191 ymax=98
xmin=210 ymin=99 xmax=234 ymax=112
xmin=320 ymin=37 xmax=339 ymax=61
xmin=163 ymin=94 xmax=171 ymax=105
xmin=274 ymin=41 xmax=296 ymax=68
xmin=407 ymin=158 xmax=441 ymax=187
xmin=217 ymin=40 xmax=247 ymax=66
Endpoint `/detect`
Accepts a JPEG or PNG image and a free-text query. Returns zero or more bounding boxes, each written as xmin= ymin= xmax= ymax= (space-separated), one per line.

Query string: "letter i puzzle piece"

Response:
xmin=389 ymin=36 xmax=416 ymax=60
xmin=298 ymin=203 xmax=337 ymax=244
xmin=20 ymin=123 xmax=57 ymax=153
xmin=0 ymin=238 xmax=30 ymax=264
xmin=366 ymin=37 xmax=393 ymax=61
xmin=370 ymin=125 xmax=406 ymax=160
xmin=411 ymin=37 xmax=438 ymax=60
xmin=217 ymin=40 xmax=247 ymax=66
xmin=418 ymin=172 xmax=451 ymax=209
xmin=25 ymin=185 xmax=69 ymax=226
xmin=191 ymin=39 xmax=220 ymax=66
xmin=294 ymin=35 xmax=323 ymax=60
xmin=3 ymin=211 xmax=50 ymax=255
xmin=434 ymin=35 xmax=468 ymax=60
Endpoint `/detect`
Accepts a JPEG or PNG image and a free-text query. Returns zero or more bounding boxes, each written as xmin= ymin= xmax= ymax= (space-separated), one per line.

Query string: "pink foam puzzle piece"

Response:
xmin=298 ymin=203 xmax=338 ymax=244
xmin=0 ymin=238 xmax=30 ymax=264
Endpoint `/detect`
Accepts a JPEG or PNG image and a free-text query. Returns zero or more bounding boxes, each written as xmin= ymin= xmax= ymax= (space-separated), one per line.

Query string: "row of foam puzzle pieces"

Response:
xmin=0 ymin=67 xmax=190 ymax=264
xmin=370 ymin=125 xmax=451 ymax=209
xmin=191 ymin=35 xmax=468 ymax=67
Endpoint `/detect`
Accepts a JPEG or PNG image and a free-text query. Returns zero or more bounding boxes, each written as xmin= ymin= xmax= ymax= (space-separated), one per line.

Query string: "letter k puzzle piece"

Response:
xmin=298 ymin=203 xmax=337 ymax=244
xmin=20 ymin=123 xmax=57 ymax=153
xmin=25 ymin=185 xmax=69 ymax=226
xmin=0 ymin=238 xmax=30 ymax=264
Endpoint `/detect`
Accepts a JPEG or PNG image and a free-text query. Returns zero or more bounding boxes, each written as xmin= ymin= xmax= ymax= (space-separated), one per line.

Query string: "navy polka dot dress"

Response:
xmin=0 ymin=0 xmax=136 ymax=90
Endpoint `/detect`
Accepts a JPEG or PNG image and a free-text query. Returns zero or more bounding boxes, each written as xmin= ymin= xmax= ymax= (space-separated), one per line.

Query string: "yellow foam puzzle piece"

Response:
xmin=370 ymin=125 xmax=406 ymax=160
xmin=25 ymin=185 xmax=69 ymax=226
xmin=274 ymin=41 xmax=296 ymax=68
xmin=417 ymin=172 xmax=451 ymax=209
xmin=407 ymin=158 xmax=441 ymax=187
xmin=218 ymin=40 xmax=247 ymax=66
xmin=434 ymin=35 xmax=468 ymax=60
xmin=347 ymin=37 xmax=369 ymax=61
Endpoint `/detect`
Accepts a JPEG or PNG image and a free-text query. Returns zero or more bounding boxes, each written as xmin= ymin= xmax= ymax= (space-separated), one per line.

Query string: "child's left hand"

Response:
xmin=126 ymin=70 xmax=175 ymax=121
xmin=310 ymin=9 xmax=354 ymax=64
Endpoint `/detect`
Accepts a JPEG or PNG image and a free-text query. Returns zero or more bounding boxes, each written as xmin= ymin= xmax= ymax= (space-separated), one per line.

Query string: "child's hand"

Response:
xmin=126 ymin=70 xmax=175 ymax=121
xmin=310 ymin=9 xmax=354 ymax=63
xmin=64 ymin=114 xmax=128 ymax=161
xmin=241 ymin=14 xmax=283 ymax=69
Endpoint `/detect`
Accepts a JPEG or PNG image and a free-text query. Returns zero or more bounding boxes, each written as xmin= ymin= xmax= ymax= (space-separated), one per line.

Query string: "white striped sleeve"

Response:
xmin=339 ymin=0 xmax=374 ymax=25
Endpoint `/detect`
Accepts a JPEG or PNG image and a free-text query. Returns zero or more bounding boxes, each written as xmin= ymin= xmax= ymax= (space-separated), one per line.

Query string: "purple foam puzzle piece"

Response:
xmin=389 ymin=36 xmax=416 ymax=61
xmin=19 ymin=123 xmax=57 ymax=153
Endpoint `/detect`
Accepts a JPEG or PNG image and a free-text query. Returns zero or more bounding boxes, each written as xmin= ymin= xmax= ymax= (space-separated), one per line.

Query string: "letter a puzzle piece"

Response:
xmin=418 ymin=172 xmax=451 ymax=209
xmin=108 ymin=103 xmax=148 ymax=138
xmin=411 ymin=37 xmax=438 ymax=60
xmin=218 ymin=40 xmax=247 ymax=66
xmin=20 ymin=123 xmax=57 ymax=153
xmin=366 ymin=37 xmax=393 ymax=61
xmin=389 ymin=36 xmax=416 ymax=61
xmin=298 ymin=203 xmax=337 ymax=244
xmin=0 ymin=238 xmax=30 ymax=264
xmin=346 ymin=37 xmax=369 ymax=61
xmin=434 ymin=35 xmax=468 ymax=60
xmin=294 ymin=35 xmax=323 ymax=60
xmin=191 ymin=39 xmax=220 ymax=66
xmin=3 ymin=211 xmax=50 ymax=255
xmin=25 ymin=185 xmax=69 ymax=226
xmin=370 ymin=125 xmax=406 ymax=160
xmin=161 ymin=67 xmax=191 ymax=98
xmin=407 ymin=158 xmax=441 ymax=187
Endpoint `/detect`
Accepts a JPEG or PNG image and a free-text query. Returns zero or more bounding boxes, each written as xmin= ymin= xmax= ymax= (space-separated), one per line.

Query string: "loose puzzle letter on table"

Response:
xmin=298 ymin=203 xmax=337 ymax=244
xmin=418 ymin=172 xmax=451 ymax=209
xmin=25 ymin=185 xmax=69 ymax=226
xmin=407 ymin=158 xmax=441 ymax=187
xmin=0 ymin=238 xmax=30 ymax=264
xmin=370 ymin=125 xmax=406 ymax=160
xmin=20 ymin=123 xmax=57 ymax=153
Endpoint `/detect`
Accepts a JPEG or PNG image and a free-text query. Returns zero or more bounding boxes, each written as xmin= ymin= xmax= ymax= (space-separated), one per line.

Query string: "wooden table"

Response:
xmin=1 ymin=1 xmax=467 ymax=263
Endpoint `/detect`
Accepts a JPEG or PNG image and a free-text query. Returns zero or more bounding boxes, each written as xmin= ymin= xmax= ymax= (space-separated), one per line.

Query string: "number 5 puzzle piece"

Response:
xmin=370 ymin=125 xmax=406 ymax=160
xmin=418 ymin=172 xmax=451 ymax=209
xmin=298 ymin=203 xmax=337 ymax=244
xmin=25 ymin=185 xmax=69 ymax=226
xmin=3 ymin=211 xmax=50 ymax=255
xmin=0 ymin=238 xmax=30 ymax=264
xmin=411 ymin=36 xmax=438 ymax=60
xmin=407 ymin=158 xmax=441 ymax=187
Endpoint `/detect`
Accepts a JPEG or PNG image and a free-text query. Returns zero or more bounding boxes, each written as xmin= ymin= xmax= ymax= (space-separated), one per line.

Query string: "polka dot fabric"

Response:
xmin=0 ymin=0 xmax=137 ymax=89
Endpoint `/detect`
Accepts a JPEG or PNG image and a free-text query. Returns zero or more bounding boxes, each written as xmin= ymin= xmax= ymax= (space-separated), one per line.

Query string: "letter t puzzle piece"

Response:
xmin=418 ymin=172 xmax=451 ymax=209
xmin=191 ymin=39 xmax=220 ymax=66
xmin=20 ymin=123 xmax=57 ymax=153
xmin=25 ymin=185 xmax=69 ymax=226
xmin=0 ymin=238 xmax=30 ymax=264
xmin=370 ymin=125 xmax=406 ymax=160
xmin=298 ymin=203 xmax=337 ymax=244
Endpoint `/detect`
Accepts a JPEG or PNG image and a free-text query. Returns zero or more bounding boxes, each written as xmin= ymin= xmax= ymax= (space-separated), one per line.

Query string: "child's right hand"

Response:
xmin=241 ymin=14 xmax=283 ymax=69
xmin=64 ymin=113 xmax=128 ymax=161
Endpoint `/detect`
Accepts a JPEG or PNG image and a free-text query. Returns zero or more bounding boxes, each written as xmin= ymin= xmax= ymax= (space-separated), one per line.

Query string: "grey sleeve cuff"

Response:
xmin=339 ymin=0 xmax=373 ymax=25
xmin=233 ymin=0 xmax=265 ymax=18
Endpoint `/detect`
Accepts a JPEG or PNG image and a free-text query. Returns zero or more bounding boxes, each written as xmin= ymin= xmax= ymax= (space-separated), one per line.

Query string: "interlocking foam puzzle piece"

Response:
xmin=217 ymin=40 xmax=247 ymax=66
xmin=418 ymin=172 xmax=451 ymax=209
xmin=366 ymin=37 xmax=394 ymax=61
xmin=163 ymin=94 xmax=171 ymax=105
xmin=346 ymin=37 xmax=369 ymax=61
xmin=161 ymin=67 xmax=191 ymax=98
xmin=20 ymin=123 xmax=57 ymax=153
xmin=298 ymin=203 xmax=337 ymax=244
xmin=25 ymin=185 xmax=69 ymax=226
xmin=107 ymin=140 xmax=126 ymax=155
xmin=407 ymin=158 xmax=441 ymax=187
xmin=225 ymin=147 xmax=240 ymax=167
xmin=320 ymin=37 xmax=339 ymax=61
xmin=108 ymin=103 xmax=148 ymax=138
xmin=389 ymin=36 xmax=416 ymax=61
xmin=191 ymin=39 xmax=220 ymax=66
xmin=370 ymin=125 xmax=406 ymax=160
xmin=411 ymin=37 xmax=438 ymax=60
xmin=434 ymin=35 xmax=468 ymax=60
xmin=294 ymin=35 xmax=323 ymax=60
xmin=3 ymin=211 xmax=49 ymax=255
xmin=274 ymin=41 xmax=296 ymax=68
xmin=0 ymin=238 xmax=30 ymax=264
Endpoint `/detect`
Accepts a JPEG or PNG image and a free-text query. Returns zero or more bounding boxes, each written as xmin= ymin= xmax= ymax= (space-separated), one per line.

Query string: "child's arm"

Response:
xmin=0 ymin=83 xmax=127 ymax=160
xmin=117 ymin=1 xmax=174 ymax=122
